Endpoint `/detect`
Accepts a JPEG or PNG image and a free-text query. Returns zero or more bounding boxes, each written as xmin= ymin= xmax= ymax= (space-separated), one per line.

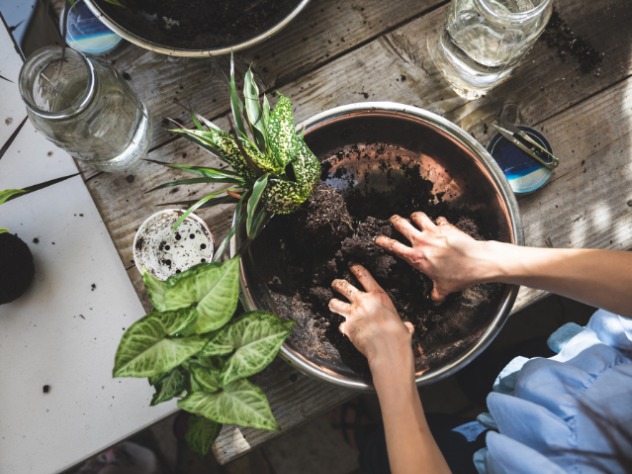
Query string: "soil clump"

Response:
xmin=250 ymin=143 xmax=506 ymax=380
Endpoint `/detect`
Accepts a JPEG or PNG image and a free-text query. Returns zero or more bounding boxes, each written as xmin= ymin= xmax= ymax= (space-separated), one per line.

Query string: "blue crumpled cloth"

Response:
xmin=474 ymin=309 xmax=632 ymax=474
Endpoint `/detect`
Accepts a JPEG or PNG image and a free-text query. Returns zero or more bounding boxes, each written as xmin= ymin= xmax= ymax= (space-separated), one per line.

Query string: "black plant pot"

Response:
xmin=0 ymin=232 xmax=35 ymax=305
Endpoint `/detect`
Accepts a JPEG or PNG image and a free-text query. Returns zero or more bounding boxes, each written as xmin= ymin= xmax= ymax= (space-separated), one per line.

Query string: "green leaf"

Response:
xmin=0 ymin=228 xmax=8 ymax=234
xmin=243 ymin=68 xmax=266 ymax=151
xmin=239 ymin=137 xmax=280 ymax=174
xmin=190 ymin=364 xmax=221 ymax=393
xmin=202 ymin=312 xmax=294 ymax=386
xmin=185 ymin=415 xmax=222 ymax=456
xmin=150 ymin=368 xmax=186 ymax=405
xmin=170 ymin=128 xmax=257 ymax=180
xmin=143 ymin=270 xmax=169 ymax=310
xmin=173 ymin=188 xmax=237 ymax=231
xmin=246 ymin=175 xmax=268 ymax=238
xmin=262 ymin=179 xmax=310 ymax=214
xmin=290 ymin=137 xmax=321 ymax=188
xmin=0 ymin=189 xmax=27 ymax=204
xmin=192 ymin=257 xmax=241 ymax=333
xmin=178 ymin=379 xmax=279 ymax=431
xmin=267 ymin=95 xmax=297 ymax=169
xmin=147 ymin=261 xmax=240 ymax=329
xmin=113 ymin=308 xmax=206 ymax=378
xmin=229 ymin=56 xmax=246 ymax=138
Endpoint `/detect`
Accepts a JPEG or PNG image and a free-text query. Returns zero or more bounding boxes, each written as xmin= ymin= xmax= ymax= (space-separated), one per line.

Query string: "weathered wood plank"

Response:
xmin=75 ymin=0 xmax=632 ymax=464
xmin=97 ymin=0 xmax=447 ymax=147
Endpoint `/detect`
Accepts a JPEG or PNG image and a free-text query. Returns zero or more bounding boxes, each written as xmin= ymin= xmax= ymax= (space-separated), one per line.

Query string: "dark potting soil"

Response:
xmin=0 ymin=233 xmax=35 ymax=305
xmin=97 ymin=0 xmax=302 ymax=50
xmin=250 ymin=143 xmax=506 ymax=380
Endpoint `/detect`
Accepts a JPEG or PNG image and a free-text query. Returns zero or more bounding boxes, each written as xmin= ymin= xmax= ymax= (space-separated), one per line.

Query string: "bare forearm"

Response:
xmin=370 ymin=355 xmax=451 ymax=474
xmin=481 ymin=243 xmax=632 ymax=317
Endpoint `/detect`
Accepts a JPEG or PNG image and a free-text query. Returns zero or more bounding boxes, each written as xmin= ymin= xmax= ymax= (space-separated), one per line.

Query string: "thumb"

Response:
xmin=404 ymin=321 xmax=415 ymax=335
xmin=430 ymin=284 xmax=447 ymax=304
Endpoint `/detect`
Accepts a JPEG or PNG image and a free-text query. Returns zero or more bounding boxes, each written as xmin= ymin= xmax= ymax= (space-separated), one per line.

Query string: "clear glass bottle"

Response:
xmin=18 ymin=46 xmax=151 ymax=171
xmin=432 ymin=0 xmax=553 ymax=100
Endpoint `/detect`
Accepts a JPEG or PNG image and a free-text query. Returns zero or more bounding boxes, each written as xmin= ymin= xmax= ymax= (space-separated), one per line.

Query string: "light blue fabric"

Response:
xmin=475 ymin=309 xmax=632 ymax=474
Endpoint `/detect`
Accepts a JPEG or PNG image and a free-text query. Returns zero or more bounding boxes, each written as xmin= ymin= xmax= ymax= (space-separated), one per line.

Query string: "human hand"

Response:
xmin=375 ymin=212 xmax=493 ymax=303
xmin=329 ymin=264 xmax=414 ymax=368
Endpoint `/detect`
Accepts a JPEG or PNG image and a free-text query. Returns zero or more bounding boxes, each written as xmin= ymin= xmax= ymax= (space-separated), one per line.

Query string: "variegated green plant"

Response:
xmin=113 ymin=256 xmax=294 ymax=455
xmin=149 ymin=59 xmax=320 ymax=257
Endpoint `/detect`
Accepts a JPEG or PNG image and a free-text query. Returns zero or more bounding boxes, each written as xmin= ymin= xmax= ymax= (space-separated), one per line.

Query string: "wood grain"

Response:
xmin=61 ymin=0 xmax=632 ymax=464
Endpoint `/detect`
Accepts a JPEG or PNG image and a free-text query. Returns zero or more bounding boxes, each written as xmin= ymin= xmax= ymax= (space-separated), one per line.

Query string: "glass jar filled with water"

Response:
xmin=19 ymin=46 xmax=151 ymax=171
xmin=432 ymin=0 xmax=552 ymax=100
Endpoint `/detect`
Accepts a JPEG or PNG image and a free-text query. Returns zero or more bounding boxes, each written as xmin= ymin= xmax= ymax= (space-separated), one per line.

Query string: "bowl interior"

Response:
xmin=239 ymin=106 xmax=520 ymax=389
xmin=86 ymin=0 xmax=310 ymax=55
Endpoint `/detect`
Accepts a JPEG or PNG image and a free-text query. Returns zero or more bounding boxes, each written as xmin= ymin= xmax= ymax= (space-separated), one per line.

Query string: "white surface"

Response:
xmin=0 ymin=23 xmax=175 ymax=474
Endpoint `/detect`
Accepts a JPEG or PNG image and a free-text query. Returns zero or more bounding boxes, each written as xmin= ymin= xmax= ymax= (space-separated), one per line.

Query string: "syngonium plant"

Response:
xmin=113 ymin=256 xmax=294 ymax=455
xmin=148 ymin=60 xmax=321 ymax=257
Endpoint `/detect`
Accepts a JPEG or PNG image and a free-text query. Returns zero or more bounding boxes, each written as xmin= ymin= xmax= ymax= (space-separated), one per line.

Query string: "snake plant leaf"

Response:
xmin=185 ymin=415 xmax=222 ymax=456
xmin=150 ymin=368 xmax=186 ymax=405
xmin=178 ymin=379 xmax=279 ymax=431
xmin=201 ymin=312 xmax=294 ymax=387
xmin=229 ymin=58 xmax=246 ymax=138
xmin=173 ymin=187 xmax=237 ymax=230
xmin=0 ymin=189 xmax=27 ymax=204
xmin=113 ymin=308 xmax=205 ymax=378
xmin=190 ymin=364 xmax=221 ymax=393
xmin=144 ymin=160 xmax=247 ymax=188
xmin=191 ymin=256 xmax=241 ymax=334
xmin=246 ymin=175 xmax=268 ymax=238
xmin=170 ymin=128 xmax=257 ymax=181
xmin=262 ymin=94 xmax=271 ymax=134
xmin=267 ymin=95 xmax=297 ymax=169
xmin=243 ymin=68 xmax=266 ymax=151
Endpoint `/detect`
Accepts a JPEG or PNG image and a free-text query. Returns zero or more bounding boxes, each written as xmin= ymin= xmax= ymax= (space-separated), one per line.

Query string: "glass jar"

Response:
xmin=18 ymin=46 xmax=151 ymax=171
xmin=431 ymin=0 xmax=553 ymax=100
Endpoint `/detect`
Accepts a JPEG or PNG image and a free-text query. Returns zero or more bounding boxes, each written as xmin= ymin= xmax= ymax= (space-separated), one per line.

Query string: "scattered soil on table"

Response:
xmin=541 ymin=8 xmax=603 ymax=74
xmin=97 ymin=0 xmax=302 ymax=50
xmin=249 ymin=144 xmax=506 ymax=380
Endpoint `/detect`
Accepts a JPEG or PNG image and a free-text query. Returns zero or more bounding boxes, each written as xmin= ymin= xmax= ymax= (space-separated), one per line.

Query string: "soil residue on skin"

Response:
xmin=98 ymin=0 xmax=302 ymax=49
xmin=249 ymin=143 xmax=506 ymax=380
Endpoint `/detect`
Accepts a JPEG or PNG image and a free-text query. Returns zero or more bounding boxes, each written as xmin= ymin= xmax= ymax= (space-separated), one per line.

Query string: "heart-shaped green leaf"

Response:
xmin=178 ymin=379 xmax=279 ymax=431
xmin=185 ymin=415 xmax=222 ymax=456
xmin=191 ymin=257 xmax=241 ymax=334
xmin=150 ymin=368 xmax=186 ymax=405
xmin=201 ymin=312 xmax=294 ymax=386
xmin=113 ymin=308 xmax=206 ymax=378
xmin=144 ymin=259 xmax=241 ymax=334
xmin=190 ymin=364 xmax=221 ymax=393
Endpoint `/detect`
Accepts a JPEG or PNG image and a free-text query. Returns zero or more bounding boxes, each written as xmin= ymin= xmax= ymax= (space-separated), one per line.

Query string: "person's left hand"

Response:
xmin=329 ymin=264 xmax=414 ymax=367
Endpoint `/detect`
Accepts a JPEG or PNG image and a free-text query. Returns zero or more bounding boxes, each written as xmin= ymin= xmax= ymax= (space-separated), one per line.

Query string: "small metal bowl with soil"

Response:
xmin=234 ymin=103 xmax=523 ymax=390
xmin=84 ymin=0 xmax=310 ymax=57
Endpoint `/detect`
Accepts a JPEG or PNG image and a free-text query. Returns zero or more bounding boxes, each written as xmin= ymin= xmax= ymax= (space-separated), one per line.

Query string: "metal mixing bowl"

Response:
xmin=83 ymin=0 xmax=311 ymax=57
xmin=234 ymin=102 xmax=523 ymax=390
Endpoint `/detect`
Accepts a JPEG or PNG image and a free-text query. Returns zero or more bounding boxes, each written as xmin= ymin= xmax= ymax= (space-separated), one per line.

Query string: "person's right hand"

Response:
xmin=375 ymin=212 xmax=494 ymax=303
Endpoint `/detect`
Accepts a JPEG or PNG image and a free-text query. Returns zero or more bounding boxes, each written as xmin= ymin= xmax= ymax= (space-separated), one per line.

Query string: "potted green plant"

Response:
xmin=113 ymin=257 xmax=294 ymax=454
xmin=114 ymin=62 xmax=319 ymax=454
xmin=148 ymin=59 xmax=320 ymax=258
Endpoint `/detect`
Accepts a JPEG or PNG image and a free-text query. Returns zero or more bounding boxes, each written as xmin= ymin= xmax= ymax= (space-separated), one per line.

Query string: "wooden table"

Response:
xmin=65 ymin=0 xmax=632 ymax=465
